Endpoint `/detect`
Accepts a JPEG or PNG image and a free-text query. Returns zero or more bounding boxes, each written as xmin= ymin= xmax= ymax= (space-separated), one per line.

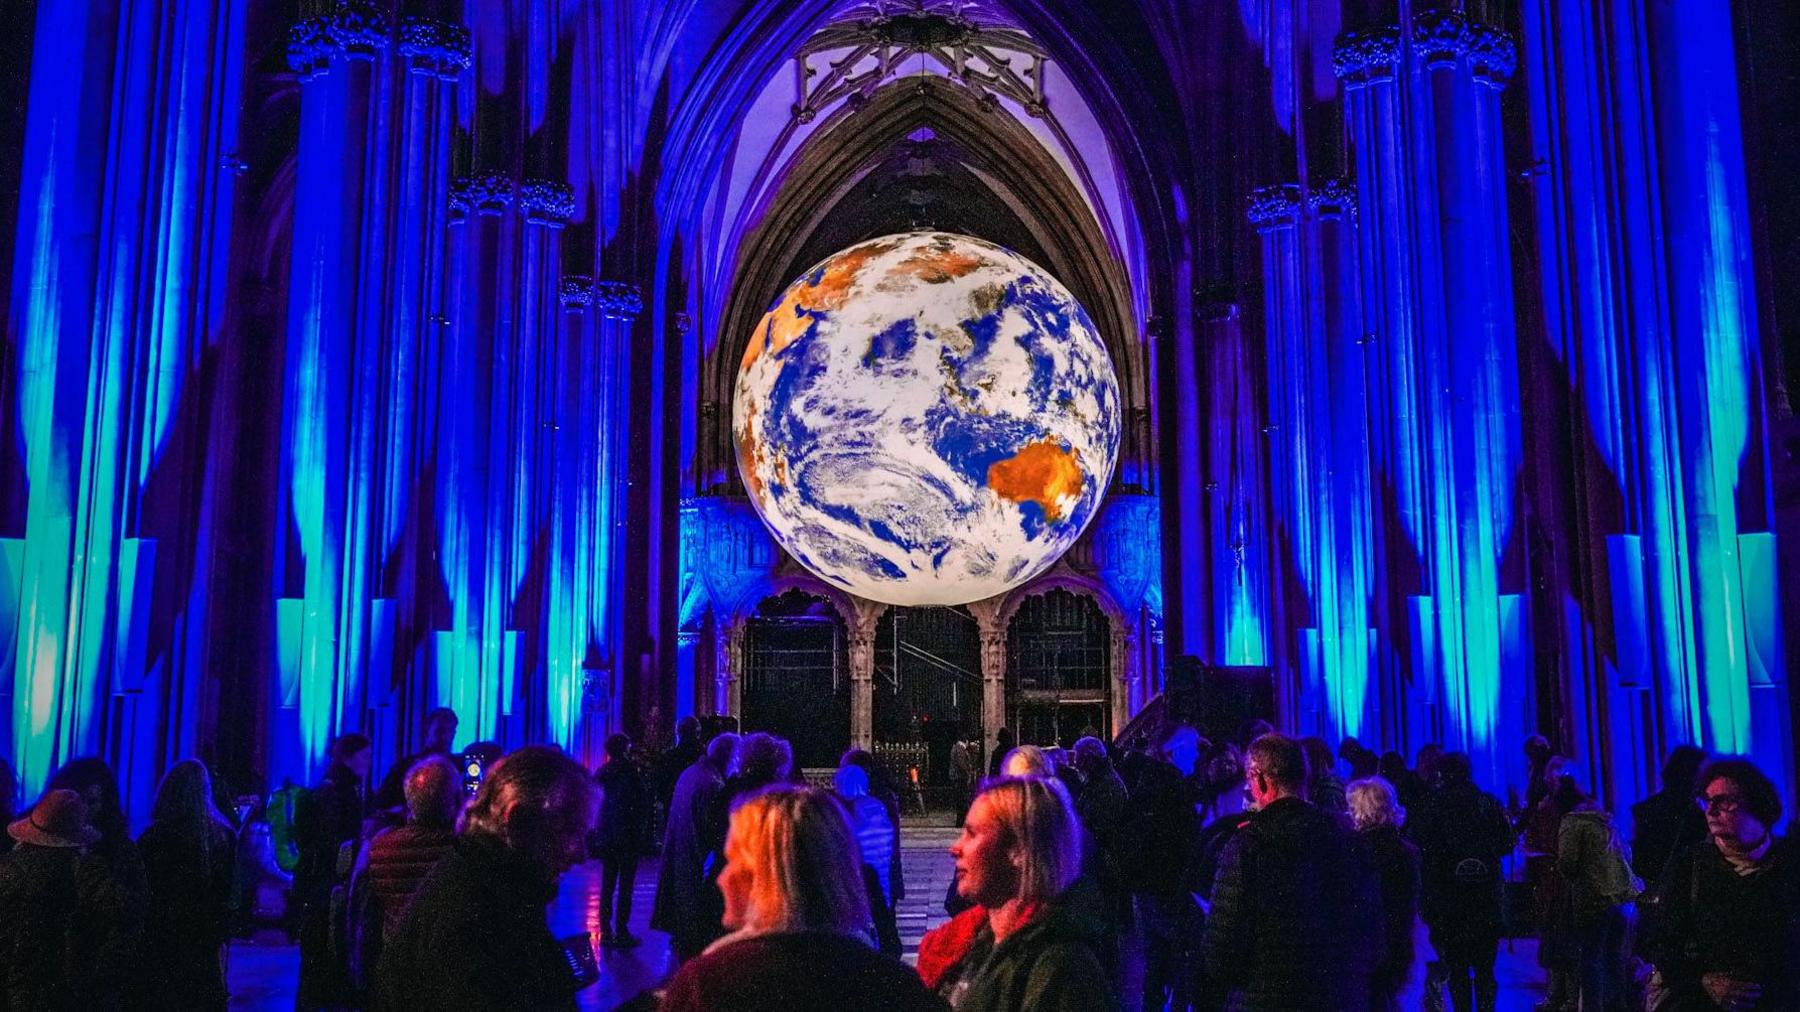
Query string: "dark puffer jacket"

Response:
xmin=373 ymin=834 xmax=580 ymax=1011
xmin=933 ymin=895 xmax=1119 ymax=1012
xmin=364 ymin=822 xmax=455 ymax=937
xmin=1201 ymin=796 xmax=1384 ymax=1011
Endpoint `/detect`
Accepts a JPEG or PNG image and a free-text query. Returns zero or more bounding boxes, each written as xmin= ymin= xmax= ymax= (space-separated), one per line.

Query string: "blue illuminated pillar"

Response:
xmin=274 ymin=3 xmax=467 ymax=788
xmin=1198 ymin=305 xmax=1271 ymax=669
xmin=1520 ymin=0 xmax=1790 ymax=805
xmin=4 ymin=0 xmax=246 ymax=799
xmin=542 ymin=275 xmax=635 ymax=759
xmin=1250 ymin=180 xmax=1376 ymax=743
xmin=1335 ymin=9 xmax=1528 ymax=788
xmin=1644 ymin=0 xmax=1784 ymax=777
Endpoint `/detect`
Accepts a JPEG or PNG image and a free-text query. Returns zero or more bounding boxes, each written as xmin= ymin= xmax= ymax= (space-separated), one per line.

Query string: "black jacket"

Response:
xmin=1201 ymin=796 xmax=1384 ymax=1011
xmin=293 ymin=763 xmax=365 ymax=911
xmin=136 ymin=819 xmax=237 ymax=1009
xmin=1405 ymin=781 xmax=1512 ymax=941
xmin=1647 ymin=837 xmax=1800 ymax=1008
xmin=938 ymin=896 xmax=1120 ymax=1012
xmin=591 ymin=760 xmax=652 ymax=859
xmin=1630 ymin=788 xmax=1707 ymax=886
xmin=1362 ymin=824 xmax=1421 ymax=998
xmin=373 ymin=834 xmax=582 ymax=1010
xmin=0 ymin=843 xmax=133 ymax=1010
xmin=1122 ymin=759 xmax=1205 ymax=897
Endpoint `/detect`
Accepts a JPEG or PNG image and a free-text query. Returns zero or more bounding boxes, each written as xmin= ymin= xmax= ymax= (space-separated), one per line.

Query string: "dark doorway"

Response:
xmin=873 ymin=606 xmax=982 ymax=801
xmin=741 ymin=590 xmax=849 ymax=769
xmin=1007 ymin=589 xmax=1111 ymax=748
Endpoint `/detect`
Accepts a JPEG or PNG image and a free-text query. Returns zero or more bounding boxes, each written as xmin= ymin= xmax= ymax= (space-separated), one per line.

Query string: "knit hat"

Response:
xmin=7 ymin=788 xmax=102 ymax=848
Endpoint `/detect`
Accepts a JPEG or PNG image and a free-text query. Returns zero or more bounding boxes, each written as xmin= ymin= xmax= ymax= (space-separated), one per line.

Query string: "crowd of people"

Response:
xmin=0 ymin=707 xmax=1794 ymax=1011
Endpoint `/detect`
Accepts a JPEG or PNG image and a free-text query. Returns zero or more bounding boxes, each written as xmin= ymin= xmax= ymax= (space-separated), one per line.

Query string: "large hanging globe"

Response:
xmin=733 ymin=232 xmax=1121 ymax=606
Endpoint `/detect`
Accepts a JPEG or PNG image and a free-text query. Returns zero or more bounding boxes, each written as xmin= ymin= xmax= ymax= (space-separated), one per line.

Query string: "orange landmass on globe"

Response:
xmin=896 ymin=243 xmax=984 ymax=284
xmin=741 ymin=240 xmax=898 ymax=372
xmin=737 ymin=402 xmax=767 ymax=507
xmin=987 ymin=440 xmax=1083 ymax=522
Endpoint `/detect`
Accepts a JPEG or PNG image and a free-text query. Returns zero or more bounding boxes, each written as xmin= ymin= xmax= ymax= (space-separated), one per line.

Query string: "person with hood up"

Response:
xmin=1201 ymin=732 xmax=1384 ymax=1011
xmin=918 ymin=775 xmax=1116 ymax=1012
xmin=835 ymin=761 xmax=902 ymax=955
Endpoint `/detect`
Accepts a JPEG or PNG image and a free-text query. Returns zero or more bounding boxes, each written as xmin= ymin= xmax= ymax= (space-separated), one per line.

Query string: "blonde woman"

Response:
xmin=917 ymin=776 xmax=1116 ymax=1011
xmin=1348 ymin=776 xmax=1421 ymax=1011
xmin=660 ymin=784 xmax=943 ymax=1012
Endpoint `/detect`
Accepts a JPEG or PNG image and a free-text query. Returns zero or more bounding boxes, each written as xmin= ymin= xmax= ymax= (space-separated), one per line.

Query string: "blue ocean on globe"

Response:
xmin=733 ymin=231 xmax=1121 ymax=606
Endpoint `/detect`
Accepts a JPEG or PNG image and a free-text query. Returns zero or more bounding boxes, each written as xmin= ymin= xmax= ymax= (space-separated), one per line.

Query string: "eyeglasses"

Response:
xmin=1699 ymin=793 xmax=1744 ymax=815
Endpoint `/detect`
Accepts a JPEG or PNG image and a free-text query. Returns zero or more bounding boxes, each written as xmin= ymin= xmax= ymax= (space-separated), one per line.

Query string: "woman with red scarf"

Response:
xmin=917 ymin=776 xmax=1117 ymax=1012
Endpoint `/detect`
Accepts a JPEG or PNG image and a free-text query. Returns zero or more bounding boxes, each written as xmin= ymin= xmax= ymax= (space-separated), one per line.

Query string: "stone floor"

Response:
xmin=226 ymin=824 xmax=1553 ymax=1009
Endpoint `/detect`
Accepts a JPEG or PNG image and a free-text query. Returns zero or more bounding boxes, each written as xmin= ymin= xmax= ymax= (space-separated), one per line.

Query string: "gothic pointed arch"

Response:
xmin=703 ymin=73 xmax=1145 ymax=493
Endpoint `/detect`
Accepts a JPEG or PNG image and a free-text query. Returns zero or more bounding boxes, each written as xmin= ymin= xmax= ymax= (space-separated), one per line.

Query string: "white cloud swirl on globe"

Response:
xmin=733 ymin=232 xmax=1120 ymax=607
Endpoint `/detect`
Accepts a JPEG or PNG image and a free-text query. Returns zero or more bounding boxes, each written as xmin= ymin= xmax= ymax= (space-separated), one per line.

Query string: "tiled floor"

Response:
xmin=227 ymin=824 xmax=1552 ymax=1009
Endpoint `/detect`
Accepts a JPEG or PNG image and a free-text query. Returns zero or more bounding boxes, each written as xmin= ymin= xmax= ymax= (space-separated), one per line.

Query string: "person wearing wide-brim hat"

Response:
xmin=7 ymin=787 xmax=102 ymax=848
xmin=0 ymin=787 xmax=128 ymax=1006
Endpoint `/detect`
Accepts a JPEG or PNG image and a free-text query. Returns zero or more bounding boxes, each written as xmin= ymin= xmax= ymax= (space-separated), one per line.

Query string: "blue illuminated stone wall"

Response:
xmin=0 ymin=0 xmax=1792 ymax=820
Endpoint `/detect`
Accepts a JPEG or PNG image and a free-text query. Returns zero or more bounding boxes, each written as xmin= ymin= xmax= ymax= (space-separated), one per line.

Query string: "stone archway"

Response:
xmin=736 ymin=587 xmax=853 ymax=769
xmin=1000 ymin=588 xmax=1112 ymax=747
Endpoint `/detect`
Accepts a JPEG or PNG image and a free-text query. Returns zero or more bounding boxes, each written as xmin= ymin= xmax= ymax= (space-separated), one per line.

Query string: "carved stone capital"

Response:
xmin=449 ymin=172 xmax=514 ymax=219
xmin=520 ymin=179 xmax=576 ymax=227
xmin=327 ymin=0 xmax=389 ymax=59
xmin=398 ymin=16 xmax=472 ymax=80
xmin=1412 ymin=10 xmax=1474 ymax=68
xmin=287 ymin=15 xmax=335 ymax=78
xmin=1308 ymin=177 xmax=1358 ymax=221
xmin=559 ymin=275 xmax=595 ymax=309
xmin=1332 ymin=26 xmax=1401 ymax=85
xmin=595 ymin=281 xmax=643 ymax=321
xmin=1468 ymin=24 xmax=1518 ymax=87
xmin=1247 ymin=184 xmax=1302 ymax=232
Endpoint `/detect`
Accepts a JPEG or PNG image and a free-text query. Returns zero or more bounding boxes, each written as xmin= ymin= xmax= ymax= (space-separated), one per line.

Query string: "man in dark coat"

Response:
xmin=592 ymin=732 xmax=653 ymax=947
xmin=370 ymin=707 xmax=459 ymax=816
xmin=652 ymin=717 xmax=704 ymax=818
xmin=652 ymin=732 xmax=738 ymax=960
xmin=0 ymin=789 xmax=126 ymax=1010
xmin=294 ymin=733 xmax=370 ymax=1008
xmin=1406 ymin=751 xmax=1515 ymax=1012
xmin=1124 ymin=725 xmax=1207 ymax=1012
xmin=1202 ymin=733 xmax=1384 ymax=1011
xmin=1631 ymin=744 xmax=1708 ymax=885
xmin=349 ymin=756 xmax=460 ymax=987
xmin=374 ymin=746 xmax=599 ymax=1010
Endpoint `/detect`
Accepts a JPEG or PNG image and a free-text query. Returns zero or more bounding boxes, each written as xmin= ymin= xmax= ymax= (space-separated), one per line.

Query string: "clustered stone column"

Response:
xmin=1248 ymin=177 xmax=1376 ymax=744
xmin=1329 ymin=9 xmax=1527 ymax=786
xmin=278 ymin=1 xmax=470 ymax=779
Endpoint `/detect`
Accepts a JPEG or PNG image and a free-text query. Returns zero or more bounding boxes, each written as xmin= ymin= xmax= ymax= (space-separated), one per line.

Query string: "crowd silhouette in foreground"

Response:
xmin=0 ymin=711 xmax=1795 ymax=1011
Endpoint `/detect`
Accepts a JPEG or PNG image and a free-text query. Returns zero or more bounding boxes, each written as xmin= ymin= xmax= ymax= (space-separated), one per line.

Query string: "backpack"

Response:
xmin=268 ymin=782 xmax=306 ymax=874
